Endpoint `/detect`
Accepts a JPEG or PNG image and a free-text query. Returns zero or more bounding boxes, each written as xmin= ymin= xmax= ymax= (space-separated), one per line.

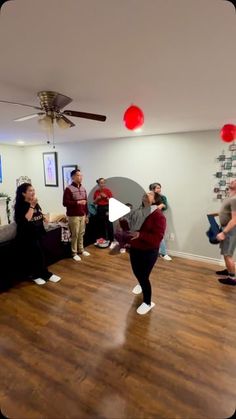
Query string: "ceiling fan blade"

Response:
xmin=63 ymin=110 xmax=107 ymax=122
xmin=57 ymin=115 xmax=75 ymax=128
xmin=14 ymin=112 xmax=44 ymax=122
xmin=0 ymin=99 xmax=41 ymax=110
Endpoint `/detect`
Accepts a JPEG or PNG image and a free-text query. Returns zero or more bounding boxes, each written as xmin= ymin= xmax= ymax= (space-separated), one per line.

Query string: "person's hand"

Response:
xmin=131 ymin=232 xmax=140 ymax=240
xmin=100 ymin=193 xmax=107 ymax=198
xmin=216 ymin=232 xmax=225 ymax=241
xmin=43 ymin=214 xmax=49 ymax=223
xmin=78 ymin=200 xmax=87 ymax=205
xmin=86 ymin=216 xmax=89 ymax=224
xmin=142 ymin=192 xmax=153 ymax=207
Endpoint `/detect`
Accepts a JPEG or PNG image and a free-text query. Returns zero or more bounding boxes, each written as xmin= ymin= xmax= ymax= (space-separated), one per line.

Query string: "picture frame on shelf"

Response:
xmin=62 ymin=165 xmax=78 ymax=190
xmin=43 ymin=152 xmax=58 ymax=187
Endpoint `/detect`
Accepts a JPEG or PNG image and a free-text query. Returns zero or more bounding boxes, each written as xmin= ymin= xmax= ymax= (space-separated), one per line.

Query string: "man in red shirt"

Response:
xmin=130 ymin=192 xmax=166 ymax=315
xmin=63 ymin=169 xmax=90 ymax=261
xmin=93 ymin=177 xmax=115 ymax=248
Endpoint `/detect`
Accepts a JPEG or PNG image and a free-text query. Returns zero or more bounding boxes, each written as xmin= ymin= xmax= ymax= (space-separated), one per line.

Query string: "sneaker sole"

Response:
xmin=137 ymin=302 xmax=155 ymax=315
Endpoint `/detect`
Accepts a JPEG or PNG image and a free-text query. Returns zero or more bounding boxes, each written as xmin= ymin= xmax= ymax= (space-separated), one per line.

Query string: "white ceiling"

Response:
xmin=0 ymin=0 xmax=235 ymax=146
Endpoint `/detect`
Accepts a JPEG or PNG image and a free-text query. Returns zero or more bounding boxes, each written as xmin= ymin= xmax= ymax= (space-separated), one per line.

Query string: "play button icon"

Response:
xmin=108 ymin=198 xmax=131 ymax=222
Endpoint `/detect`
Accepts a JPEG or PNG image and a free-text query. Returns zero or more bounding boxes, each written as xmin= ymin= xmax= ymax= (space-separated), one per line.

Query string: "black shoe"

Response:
xmin=216 ymin=269 xmax=228 ymax=276
xmin=219 ymin=276 xmax=236 ymax=285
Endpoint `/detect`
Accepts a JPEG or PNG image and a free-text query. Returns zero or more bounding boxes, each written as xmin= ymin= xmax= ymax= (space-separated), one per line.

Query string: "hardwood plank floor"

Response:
xmin=1 ymin=247 xmax=236 ymax=419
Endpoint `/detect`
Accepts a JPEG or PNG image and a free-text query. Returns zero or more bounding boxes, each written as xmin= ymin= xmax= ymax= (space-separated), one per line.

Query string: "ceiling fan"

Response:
xmin=0 ymin=91 xmax=107 ymax=129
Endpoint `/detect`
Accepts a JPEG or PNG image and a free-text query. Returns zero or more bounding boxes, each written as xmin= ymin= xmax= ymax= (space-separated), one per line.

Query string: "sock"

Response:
xmin=229 ymin=272 xmax=236 ymax=278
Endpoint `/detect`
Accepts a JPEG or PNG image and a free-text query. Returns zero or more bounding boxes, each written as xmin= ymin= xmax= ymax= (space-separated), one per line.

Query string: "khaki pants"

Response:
xmin=68 ymin=216 xmax=86 ymax=256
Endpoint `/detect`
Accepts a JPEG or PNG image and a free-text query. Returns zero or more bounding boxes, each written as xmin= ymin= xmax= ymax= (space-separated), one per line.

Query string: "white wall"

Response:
xmin=22 ymin=130 xmax=224 ymax=260
xmin=0 ymin=144 xmax=25 ymax=220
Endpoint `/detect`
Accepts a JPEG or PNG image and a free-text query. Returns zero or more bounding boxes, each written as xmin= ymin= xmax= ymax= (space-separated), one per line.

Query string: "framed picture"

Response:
xmin=62 ymin=165 xmax=78 ymax=189
xmin=224 ymin=162 xmax=232 ymax=170
xmin=43 ymin=152 xmax=58 ymax=187
xmin=0 ymin=155 xmax=2 ymax=183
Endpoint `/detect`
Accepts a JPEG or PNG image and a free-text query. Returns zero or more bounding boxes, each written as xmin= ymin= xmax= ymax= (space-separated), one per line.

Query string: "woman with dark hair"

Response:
xmin=93 ymin=178 xmax=116 ymax=248
xmin=14 ymin=183 xmax=61 ymax=285
xmin=129 ymin=192 xmax=166 ymax=315
xmin=149 ymin=182 xmax=172 ymax=261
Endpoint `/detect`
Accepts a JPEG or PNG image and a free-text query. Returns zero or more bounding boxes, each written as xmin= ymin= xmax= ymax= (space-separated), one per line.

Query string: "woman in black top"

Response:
xmin=14 ymin=183 xmax=61 ymax=285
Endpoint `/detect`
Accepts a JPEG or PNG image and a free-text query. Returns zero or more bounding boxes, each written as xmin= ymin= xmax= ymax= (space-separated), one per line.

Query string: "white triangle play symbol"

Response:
xmin=108 ymin=198 xmax=131 ymax=222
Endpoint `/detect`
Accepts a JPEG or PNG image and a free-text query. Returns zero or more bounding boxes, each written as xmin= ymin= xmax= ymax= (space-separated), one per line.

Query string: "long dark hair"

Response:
xmin=14 ymin=183 xmax=32 ymax=221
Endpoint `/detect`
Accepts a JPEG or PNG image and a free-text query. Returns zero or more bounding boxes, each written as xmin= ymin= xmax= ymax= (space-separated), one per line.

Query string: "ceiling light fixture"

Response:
xmin=38 ymin=114 xmax=53 ymax=130
xmin=56 ymin=116 xmax=72 ymax=129
xmin=17 ymin=140 xmax=25 ymax=145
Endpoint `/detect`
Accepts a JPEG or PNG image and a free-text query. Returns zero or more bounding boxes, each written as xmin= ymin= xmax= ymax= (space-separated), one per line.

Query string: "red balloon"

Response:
xmin=220 ymin=124 xmax=236 ymax=143
xmin=123 ymin=105 xmax=144 ymax=130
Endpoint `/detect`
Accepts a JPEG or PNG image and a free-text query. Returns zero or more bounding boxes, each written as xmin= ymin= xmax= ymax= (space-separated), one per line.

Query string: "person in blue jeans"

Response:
xmin=149 ymin=182 xmax=172 ymax=261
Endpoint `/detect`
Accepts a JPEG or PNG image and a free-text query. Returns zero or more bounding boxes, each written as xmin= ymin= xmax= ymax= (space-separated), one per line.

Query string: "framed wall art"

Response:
xmin=43 ymin=152 xmax=58 ymax=187
xmin=62 ymin=165 xmax=78 ymax=189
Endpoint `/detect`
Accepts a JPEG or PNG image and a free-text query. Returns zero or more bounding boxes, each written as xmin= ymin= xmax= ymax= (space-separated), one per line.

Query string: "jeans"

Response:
xmin=159 ymin=239 xmax=167 ymax=256
xmin=129 ymin=247 xmax=159 ymax=305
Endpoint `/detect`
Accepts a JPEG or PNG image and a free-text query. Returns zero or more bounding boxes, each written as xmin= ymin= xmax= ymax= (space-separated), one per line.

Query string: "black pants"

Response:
xmin=129 ymin=247 xmax=159 ymax=305
xmin=96 ymin=205 xmax=114 ymax=242
xmin=17 ymin=237 xmax=52 ymax=281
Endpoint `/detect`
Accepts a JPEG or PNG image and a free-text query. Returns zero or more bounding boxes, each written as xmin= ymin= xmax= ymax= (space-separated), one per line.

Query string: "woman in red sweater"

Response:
xmin=130 ymin=192 xmax=166 ymax=315
xmin=93 ymin=177 xmax=115 ymax=247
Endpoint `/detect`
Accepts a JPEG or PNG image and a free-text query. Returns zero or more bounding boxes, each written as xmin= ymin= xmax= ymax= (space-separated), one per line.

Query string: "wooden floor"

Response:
xmin=1 ymin=247 xmax=236 ymax=419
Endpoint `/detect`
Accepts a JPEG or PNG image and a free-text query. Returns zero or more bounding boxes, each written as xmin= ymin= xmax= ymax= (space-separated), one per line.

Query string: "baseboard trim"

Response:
xmin=168 ymin=250 xmax=224 ymax=265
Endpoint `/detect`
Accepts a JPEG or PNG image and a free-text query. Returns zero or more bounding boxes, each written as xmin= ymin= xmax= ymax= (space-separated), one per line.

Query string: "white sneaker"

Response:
xmin=132 ymin=284 xmax=142 ymax=295
xmin=109 ymin=241 xmax=118 ymax=250
xmin=49 ymin=274 xmax=61 ymax=283
xmin=120 ymin=248 xmax=126 ymax=254
xmin=73 ymin=255 xmax=81 ymax=262
xmin=82 ymin=251 xmax=90 ymax=257
xmin=137 ymin=302 xmax=155 ymax=315
xmin=33 ymin=278 xmax=46 ymax=285
xmin=161 ymin=254 xmax=172 ymax=261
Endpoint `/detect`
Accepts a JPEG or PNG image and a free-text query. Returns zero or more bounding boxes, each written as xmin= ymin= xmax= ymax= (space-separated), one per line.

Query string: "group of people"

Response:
xmin=13 ymin=170 xmax=236 ymax=316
